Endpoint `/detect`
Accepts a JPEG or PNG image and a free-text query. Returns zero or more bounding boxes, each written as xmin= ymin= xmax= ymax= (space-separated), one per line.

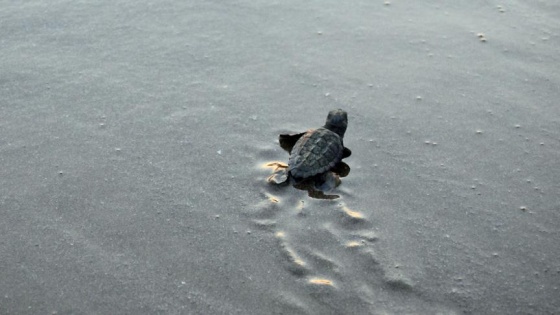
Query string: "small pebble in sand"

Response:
xmin=476 ymin=130 xmax=483 ymax=134
xmin=416 ymin=96 xmax=422 ymax=100
xmin=515 ymin=124 xmax=521 ymax=128
xmin=317 ymin=31 xmax=322 ymax=35
xmin=424 ymin=140 xmax=431 ymax=145
xmin=520 ymin=206 xmax=527 ymax=211
xmin=384 ymin=1 xmax=391 ymax=6
xmin=477 ymin=33 xmax=487 ymax=42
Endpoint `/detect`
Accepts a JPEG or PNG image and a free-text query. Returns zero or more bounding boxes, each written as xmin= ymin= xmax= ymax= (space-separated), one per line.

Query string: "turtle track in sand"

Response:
xmin=240 ymin=161 xmax=457 ymax=314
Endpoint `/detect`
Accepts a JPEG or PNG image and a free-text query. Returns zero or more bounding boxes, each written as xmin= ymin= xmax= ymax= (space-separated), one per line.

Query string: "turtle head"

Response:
xmin=324 ymin=109 xmax=348 ymax=138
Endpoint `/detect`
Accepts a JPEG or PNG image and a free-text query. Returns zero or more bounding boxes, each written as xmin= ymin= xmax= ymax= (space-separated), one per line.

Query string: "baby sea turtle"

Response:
xmin=272 ymin=109 xmax=351 ymax=194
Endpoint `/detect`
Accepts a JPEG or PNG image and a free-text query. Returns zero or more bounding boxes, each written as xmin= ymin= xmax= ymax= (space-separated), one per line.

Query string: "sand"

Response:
xmin=1 ymin=1 xmax=559 ymax=314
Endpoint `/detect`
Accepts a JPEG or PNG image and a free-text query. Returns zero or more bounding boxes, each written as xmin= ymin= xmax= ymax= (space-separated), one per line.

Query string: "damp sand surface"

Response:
xmin=1 ymin=1 xmax=560 ymax=314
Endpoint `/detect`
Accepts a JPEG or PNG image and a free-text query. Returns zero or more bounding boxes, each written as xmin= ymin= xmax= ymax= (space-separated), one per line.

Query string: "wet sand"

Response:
xmin=1 ymin=1 xmax=559 ymax=314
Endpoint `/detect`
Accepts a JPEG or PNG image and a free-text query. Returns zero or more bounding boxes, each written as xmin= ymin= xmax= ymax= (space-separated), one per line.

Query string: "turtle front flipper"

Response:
xmin=342 ymin=147 xmax=351 ymax=159
xmin=279 ymin=132 xmax=306 ymax=153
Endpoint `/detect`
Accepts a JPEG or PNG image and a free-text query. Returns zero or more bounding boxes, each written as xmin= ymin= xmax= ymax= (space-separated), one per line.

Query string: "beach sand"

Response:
xmin=1 ymin=1 xmax=559 ymax=314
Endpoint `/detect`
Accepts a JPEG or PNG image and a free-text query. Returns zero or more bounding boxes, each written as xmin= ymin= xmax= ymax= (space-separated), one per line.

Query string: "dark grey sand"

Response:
xmin=1 ymin=1 xmax=559 ymax=314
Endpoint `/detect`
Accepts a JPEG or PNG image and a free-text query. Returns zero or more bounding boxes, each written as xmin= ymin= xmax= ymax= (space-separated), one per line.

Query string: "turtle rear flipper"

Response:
xmin=342 ymin=147 xmax=351 ymax=159
xmin=331 ymin=161 xmax=350 ymax=177
xmin=308 ymin=189 xmax=339 ymax=200
xmin=267 ymin=169 xmax=290 ymax=186
xmin=279 ymin=132 xmax=306 ymax=153
xmin=315 ymin=172 xmax=341 ymax=191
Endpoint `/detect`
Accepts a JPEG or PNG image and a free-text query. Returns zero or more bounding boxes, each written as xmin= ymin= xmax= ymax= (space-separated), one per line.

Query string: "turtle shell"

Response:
xmin=288 ymin=127 xmax=344 ymax=179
